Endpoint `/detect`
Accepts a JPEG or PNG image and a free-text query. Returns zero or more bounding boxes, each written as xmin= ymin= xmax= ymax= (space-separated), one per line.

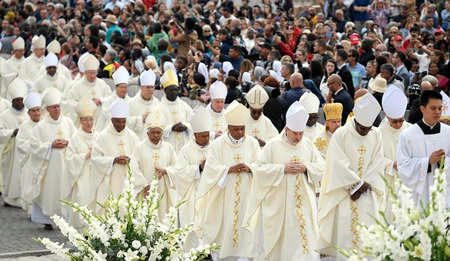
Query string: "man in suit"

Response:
xmin=326 ymin=75 xmax=354 ymax=125
xmin=282 ymin=72 xmax=311 ymax=123
xmin=392 ymin=51 xmax=410 ymax=90
xmin=335 ymin=49 xmax=355 ymax=98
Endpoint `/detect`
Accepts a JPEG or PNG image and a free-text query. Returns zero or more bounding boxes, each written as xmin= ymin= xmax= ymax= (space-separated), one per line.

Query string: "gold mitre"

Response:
xmin=161 ymin=69 xmax=178 ymax=89
xmin=324 ymin=102 xmax=343 ymax=120
xmin=75 ymin=96 xmax=97 ymax=118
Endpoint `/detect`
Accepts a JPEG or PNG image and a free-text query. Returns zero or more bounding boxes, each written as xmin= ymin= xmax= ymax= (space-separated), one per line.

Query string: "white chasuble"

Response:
xmin=1 ymin=56 xmax=24 ymax=98
xmin=127 ymin=94 xmax=160 ymax=140
xmin=32 ymin=72 xmax=68 ymax=96
xmin=245 ymin=114 xmax=279 ymax=143
xmin=18 ymin=54 xmax=44 ymax=87
xmin=195 ymin=134 xmax=260 ymax=259
xmin=95 ymin=94 xmax=130 ymax=132
xmin=132 ymin=139 xmax=177 ymax=220
xmin=206 ymin=103 xmax=227 ymax=140
xmin=244 ymin=133 xmax=324 ymax=260
xmin=303 ymin=123 xmax=324 ymax=141
xmin=316 ymin=119 xmax=384 ymax=259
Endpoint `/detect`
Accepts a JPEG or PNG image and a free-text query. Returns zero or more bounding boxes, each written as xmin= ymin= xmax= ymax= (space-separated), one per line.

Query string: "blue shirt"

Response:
xmin=352 ymin=0 xmax=370 ymax=22
xmin=347 ymin=62 xmax=366 ymax=88
xmin=106 ymin=24 xmax=123 ymax=44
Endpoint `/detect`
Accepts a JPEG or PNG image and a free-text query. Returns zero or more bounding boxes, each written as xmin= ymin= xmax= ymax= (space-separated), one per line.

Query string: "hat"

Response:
xmin=324 ymin=102 xmax=343 ymax=120
xmin=77 ymin=52 xmax=90 ymax=73
xmin=110 ymin=98 xmax=129 ymax=118
xmin=353 ymin=93 xmax=381 ymax=127
xmin=258 ymin=42 xmax=272 ymax=50
xmin=44 ymin=52 xmax=58 ymax=67
xmin=5 ymin=11 xmax=15 ymax=20
xmin=112 ymin=66 xmax=130 ymax=85
xmin=393 ymin=35 xmax=403 ymax=41
xmin=246 ymin=84 xmax=269 ymax=109
xmin=440 ymin=91 xmax=450 ymax=119
xmin=350 ymin=33 xmax=360 ymax=44
xmin=198 ymin=62 xmax=209 ymax=84
xmin=105 ymin=14 xmax=118 ymax=24
xmin=140 ymin=70 xmax=156 ymax=86
xmin=286 ymin=101 xmax=309 ymax=132
xmin=8 ymin=78 xmax=28 ymax=99
xmin=222 ymin=61 xmax=233 ymax=75
xmin=12 ymin=37 xmax=24 ymax=50
xmin=33 ymin=35 xmax=46 ymax=49
xmin=382 ymin=86 xmax=407 ymax=119
xmin=210 ymin=80 xmax=227 ymax=100
xmin=369 ymin=77 xmax=387 ymax=93
xmin=210 ymin=68 xmax=220 ymax=79
xmin=225 ymin=100 xmax=248 ymax=126
xmin=132 ymin=38 xmax=143 ymax=47
xmin=83 ymin=54 xmax=100 ymax=71
xmin=299 ymin=92 xmax=320 ymax=114
xmin=42 ymin=88 xmax=62 ymax=107
xmin=146 ymin=117 xmax=164 ymax=130
xmin=75 ymin=96 xmax=97 ymax=118
xmin=160 ymin=69 xmax=178 ymax=88
xmin=47 ymin=39 xmax=61 ymax=54
xmin=190 ymin=105 xmax=211 ymax=133
xmin=435 ymin=29 xmax=444 ymax=35
xmin=24 ymin=92 xmax=42 ymax=109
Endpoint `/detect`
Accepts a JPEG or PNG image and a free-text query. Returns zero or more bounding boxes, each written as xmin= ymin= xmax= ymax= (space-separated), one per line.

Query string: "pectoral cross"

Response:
xmin=314 ymin=138 xmax=327 ymax=151
xmin=118 ymin=140 xmax=125 ymax=155
xmin=152 ymin=152 xmax=160 ymax=168
xmin=291 ymin=155 xmax=300 ymax=163
xmin=234 ymin=153 xmax=242 ymax=163
xmin=252 ymin=128 xmax=260 ymax=137
xmin=171 ymin=110 xmax=178 ymax=122
xmin=214 ymin=121 xmax=221 ymax=130
xmin=357 ymin=145 xmax=367 ymax=156
xmin=91 ymin=90 xmax=97 ymax=97
xmin=56 ymin=129 xmax=64 ymax=138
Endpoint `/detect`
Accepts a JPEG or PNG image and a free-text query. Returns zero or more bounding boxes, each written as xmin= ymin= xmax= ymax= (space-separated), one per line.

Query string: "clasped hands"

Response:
xmin=114 ymin=155 xmax=130 ymax=165
xmin=172 ymin=122 xmax=187 ymax=132
xmin=229 ymin=163 xmax=251 ymax=173
xmin=350 ymin=182 xmax=372 ymax=201
xmin=52 ymin=139 xmax=69 ymax=149
xmin=284 ymin=162 xmax=307 ymax=174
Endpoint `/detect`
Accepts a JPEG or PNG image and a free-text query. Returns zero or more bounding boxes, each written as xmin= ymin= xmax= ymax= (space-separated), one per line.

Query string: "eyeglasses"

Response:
xmin=391 ymin=119 xmax=405 ymax=124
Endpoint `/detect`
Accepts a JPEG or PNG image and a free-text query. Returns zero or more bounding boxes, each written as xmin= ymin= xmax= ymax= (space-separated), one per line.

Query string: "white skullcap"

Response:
xmin=198 ymin=63 xmax=209 ymax=84
xmin=83 ymin=54 xmax=100 ymax=71
xmin=191 ymin=105 xmax=211 ymax=133
xmin=110 ymin=98 xmax=129 ymax=118
xmin=382 ymin=86 xmax=407 ymax=119
xmin=246 ymin=84 xmax=269 ymax=109
xmin=299 ymin=92 xmax=320 ymax=114
xmin=42 ymin=88 xmax=62 ymax=107
xmin=8 ymin=78 xmax=28 ymax=99
xmin=33 ymin=35 xmax=46 ymax=49
xmin=24 ymin=92 xmax=42 ymax=109
xmin=45 ymin=52 xmax=58 ymax=67
xmin=210 ymin=80 xmax=227 ymax=100
xmin=353 ymin=93 xmax=381 ymax=127
xmin=225 ymin=100 xmax=248 ymax=126
xmin=242 ymin=72 xmax=251 ymax=83
xmin=75 ymin=96 xmax=97 ymax=118
xmin=112 ymin=66 xmax=130 ymax=85
xmin=440 ymin=91 xmax=450 ymax=119
xmin=12 ymin=37 xmax=25 ymax=50
xmin=210 ymin=68 xmax=220 ymax=79
xmin=140 ymin=70 xmax=156 ymax=86
xmin=222 ymin=61 xmax=233 ymax=75
xmin=47 ymin=39 xmax=61 ymax=54
xmin=286 ymin=101 xmax=309 ymax=132
xmin=78 ymin=52 xmax=90 ymax=73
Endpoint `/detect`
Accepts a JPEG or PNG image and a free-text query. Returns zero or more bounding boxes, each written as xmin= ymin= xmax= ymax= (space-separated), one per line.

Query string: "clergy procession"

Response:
xmin=1 ymin=0 xmax=450 ymax=259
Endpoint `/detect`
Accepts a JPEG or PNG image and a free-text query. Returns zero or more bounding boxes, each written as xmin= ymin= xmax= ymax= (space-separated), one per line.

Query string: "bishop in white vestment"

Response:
xmin=397 ymin=90 xmax=450 ymax=209
xmin=244 ymin=101 xmax=325 ymax=260
xmin=18 ymin=35 xmax=46 ymax=88
xmin=1 ymin=37 xmax=25 ymax=98
xmin=32 ymin=53 xmax=68 ymax=95
xmin=207 ymin=81 xmax=227 ymax=140
xmin=313 ymin=103 xmax=343 ymax=159
xmin=299 ymin=92 xmax=324 ymax=141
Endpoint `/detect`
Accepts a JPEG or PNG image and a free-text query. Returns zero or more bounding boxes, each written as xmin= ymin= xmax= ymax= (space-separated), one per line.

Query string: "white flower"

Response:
xmin=139 ymin=246 xmax=148 ymax=255
xmin=132 ymin=240 xmax=141 ymax=249
xmin=123 ymin=248 xmax=139 ymax=261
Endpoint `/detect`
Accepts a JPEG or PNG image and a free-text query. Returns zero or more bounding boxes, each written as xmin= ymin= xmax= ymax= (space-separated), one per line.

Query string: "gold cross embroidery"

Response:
xmin=18 ymin=119 xmax=23 ymax=125
xmin=214 ymin=121 xmax=221 ymax=130
xmin=314 ymin=138 xmax=327 ymax=151
xmin=56 ymin=129 xmax=64 ymax=138
xmin=252 ymin=128 xmax=260 ymax=137
xmin=234 ymin=153 xmax=242 ymax=163
xmin=291 ymin=155 xmax=300 ymax=163
xmin=171 ymin=110 xmax=178 ymax=121
xmin=357 ymin=145 xmax=367 ymax=156
xmin=118 ymin=140 xmax=125 ymax=155
xmin=91 ymin=90 xmax=96 ymax=97
xmin=152 ymin=152 xmax=160 ymax=168
xmin=443 ymin=99 xmax=448 ymax=114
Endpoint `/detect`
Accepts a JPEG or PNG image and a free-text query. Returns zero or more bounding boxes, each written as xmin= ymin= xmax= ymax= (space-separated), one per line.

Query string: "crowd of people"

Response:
xmin=0 ymin=0 xmax=450 ymax=260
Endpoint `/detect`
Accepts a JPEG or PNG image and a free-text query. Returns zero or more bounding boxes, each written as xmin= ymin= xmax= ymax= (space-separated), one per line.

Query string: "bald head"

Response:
xmin=421 ymin=81 xmax=433 ymax=91
xmin=290 ymin=73 xmax=304 ymax=88
xmin=354 ymin=88 xmax=368 ymax=100
xmin=327 ymin=74 xmax=342 ymax=92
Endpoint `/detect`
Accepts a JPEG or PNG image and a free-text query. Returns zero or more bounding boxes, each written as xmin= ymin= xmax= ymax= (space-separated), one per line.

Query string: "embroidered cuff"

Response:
xmin=347 ymin=180 xmax=364 ymax=195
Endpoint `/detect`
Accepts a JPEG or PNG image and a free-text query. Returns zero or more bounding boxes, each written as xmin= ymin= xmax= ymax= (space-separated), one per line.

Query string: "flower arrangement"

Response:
xmin=343 ymin=157 xmax=450 ymax=261
xmin=36 ymin=166 xmax=218 ymax=261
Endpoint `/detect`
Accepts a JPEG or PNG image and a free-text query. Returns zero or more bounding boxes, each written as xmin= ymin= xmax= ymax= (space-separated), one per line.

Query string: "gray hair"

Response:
xmin=422 ymin=75 xmax=438 ymax=86
xmin=253 ymin=66 xmax=266 ymax=82
xmin=106 ymin=49 xmax=117 ymax=61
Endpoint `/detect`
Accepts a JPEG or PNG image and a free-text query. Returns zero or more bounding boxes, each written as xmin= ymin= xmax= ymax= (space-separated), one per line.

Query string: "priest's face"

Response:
xmin=211 ymin=99 xmax=225 ymax=113
xmin=112 ymin=118 xmax=127 ymax=132
xmin=46 ymin=66 xmax=57 ymax=77
xmin=46 ymin=104 xmax=61 ymax=120
xmin=285 ymin=127 xmax=304 ymax=145
xmin=250 ymin=107 xmax=263 ymax=121
xmin=354 ymin=120 xmax=372 ymax=136
xmin=12 ymin=97 xmax=24 ymax=111
xmin=115 ymin=84 xmax=128 ymax=99
xmin=14 ymin=49 xmax=24 ymax=59
xmin=307 ymin=113 xmax=318 ymax=127
xmin=164 ymin=85 xmax=179 ymax=102
xmin=147 ymin=127 xmax=163 ymax=144
xmin=326 ymin=119 xmax=341 ymax=134
xmin=387 ymin=117 xmax=405 ymax=130
xmin=228 ymin=125 xmax=245 ymax=140
xmin=34 ymin=48 xmax=45 ymax=58
xmin=80 ymin=117 xmax=95 ymax=133
xmin=421 ymin=98 xmax=443 ymax=126
xmin=28 ymin=107 xmax=41 ymax=122
xmin=194 ymin=131 xmax=210 ymax=147
xmin=140 ymin=85 xmax=154 ymax=100
xmin=85 ymin=70 xmax=98 ymax=82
